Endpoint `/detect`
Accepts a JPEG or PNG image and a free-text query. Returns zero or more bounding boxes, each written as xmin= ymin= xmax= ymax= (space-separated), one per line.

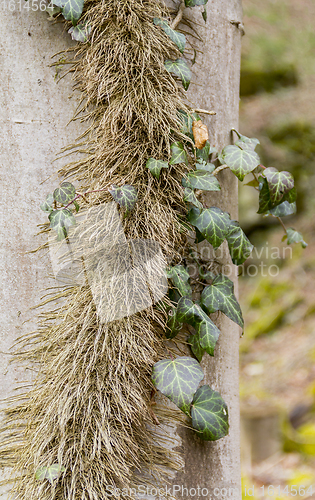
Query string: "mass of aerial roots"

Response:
xmin=0 ymin=0 xmax=197 ymax=498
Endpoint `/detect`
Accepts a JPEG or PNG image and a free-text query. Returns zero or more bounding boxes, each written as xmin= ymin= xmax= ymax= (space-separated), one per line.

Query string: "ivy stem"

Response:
xmin=63 ymin=187 xmax=109 ymax=210
xmin=231 ymin=128 xmax=241 ymax=139
xmin=170 ymin=0 xmax=185 ymax=29
xmin=192 ymin=108 xmax=216 ymax=116
xmin=276 ymin=216 xmax=288 ymax=235
xmin=212 ymin=164 xmax=229 ymax=176
xmin=165 ymin=345 xmax=175 ymax=360
xmin=148 ymin=407 xmax=160 ymax=426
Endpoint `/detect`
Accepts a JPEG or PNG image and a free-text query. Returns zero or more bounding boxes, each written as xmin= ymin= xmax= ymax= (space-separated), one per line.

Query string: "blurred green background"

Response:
xmin=238 ymin=0 xmax=315 ymax=497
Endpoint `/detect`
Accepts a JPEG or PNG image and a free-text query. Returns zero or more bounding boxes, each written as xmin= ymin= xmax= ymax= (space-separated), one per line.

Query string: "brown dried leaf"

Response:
xmin=192 ymin=120 xmax=209 ymax=149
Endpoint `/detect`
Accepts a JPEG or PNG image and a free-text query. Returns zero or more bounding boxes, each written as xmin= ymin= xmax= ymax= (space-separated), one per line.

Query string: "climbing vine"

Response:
xmin=3 ymin=0 xmax=307 ymax=493
xmin=37 ymin=0 xmax=306 ymax=457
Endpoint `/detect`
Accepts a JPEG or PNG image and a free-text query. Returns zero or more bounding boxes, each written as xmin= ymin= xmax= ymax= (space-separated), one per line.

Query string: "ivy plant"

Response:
xmin=39 ymin=0 xmax=307 ymax=449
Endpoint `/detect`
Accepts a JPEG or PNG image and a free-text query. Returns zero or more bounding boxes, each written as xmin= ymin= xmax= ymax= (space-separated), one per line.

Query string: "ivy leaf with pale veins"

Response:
xmin=53 ymin=182 xmax=76 ymax=205
xmin=185 ymin=0 xmax=208 ymax=6
xmin=201 ymin=274 xmax=244 ymax=328
xmin=165 ymin=58 xmax=192 ymax=91
xmin=188 ymin=333 xmax=205 ymax=362
xmin=196 ymin=161 xmax=215 ymax=173
xmin=178 ymin=110 xmax=194 ymax=139
xmin=187 ymin=206 xmax=231 ymax=249
xmin=146 ymin=158 xmax=169 ymax=180
xmin=153 ymin=18 xmax=186 ymax=53
xmin=196 ymin=141 xmax=217 ymax=162
xmin=196 ymin=318 xmax=221 ymax=357
xmin=257 ymin=176 xmax=272 ymax=214
xmin=166 ymin=265 xmax=192 ymax=298
xmin=264 ymin=167 xmax=294 ymax=204
xmin=109 ymin=185 xmax=138 ymax=213
xmin=68 ymin=23 xmax=91 ymax=42
xmin=191 ymin=385 xmax=229 ymax=441
xmin=235 ymin=134 xmax=260 ymax=151
xmin=36 ymin=464 xmax=66 ymax=485
xmin=269 ymin=201 xmax=296 ymax=217
xmin=40 ymin=193 xmax=54 ymax=213
xmin=61 ymin=0 xmax=84 ymax=24
xmin=152 ymin=356 xmax=204 ymax=415
xmin=186 ymin=170 xmax=221 ymax=191
xmin=285 ymin=228 xmax=308 ymax=248
xmin=220 ymin=145 xmax=260 ymax=181
xmin=51 ymin=0 xmax=65 ymax=6
xmin=183 ymin=188 xmax=203 ymax=210
xmin=166 ymin=308 xmax=183 ymax=339
xmin=258 ymin=175 xmax=296 ymax=214
xmin=176 ymin=296 xmax=208 ymax=326
xmin=49 ymin=209 xmax=76 ymax=241
xmin=170 ymin=142 xmax=188 ymax=165
xmin=226 ymin=220 xmax=253 ymax=265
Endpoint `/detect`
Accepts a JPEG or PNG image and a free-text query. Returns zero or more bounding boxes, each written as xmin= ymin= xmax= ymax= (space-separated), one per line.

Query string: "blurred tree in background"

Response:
xmin=239 ymin=0 xmax=315 ymax=497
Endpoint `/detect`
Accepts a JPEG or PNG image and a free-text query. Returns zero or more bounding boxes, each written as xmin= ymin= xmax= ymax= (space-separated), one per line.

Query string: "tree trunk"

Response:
xmin=167 ymin=1 xmax=243 ymax=498
xmin=0 ymin=1 xmax=242 ymax=498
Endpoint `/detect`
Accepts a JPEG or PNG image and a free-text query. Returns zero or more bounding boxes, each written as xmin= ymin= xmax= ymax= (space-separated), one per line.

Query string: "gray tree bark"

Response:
xmin=168 ymin=2 xmax=243 ymax=498
xmin=0 ymin=1 xmax=242 ymax=498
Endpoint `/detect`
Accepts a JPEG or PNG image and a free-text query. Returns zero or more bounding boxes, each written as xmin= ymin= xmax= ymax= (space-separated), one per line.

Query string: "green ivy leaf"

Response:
xmin=165 ymin=58 xmax=192 ymax=91
xmin=166 ymin=308 xmax=183 ymax=339
xmin=257 ymin=176 xmax=273 ymax=214
xmin=61 ymin=0 xmax=84 ymax=25
xmin=187 ymin=207 xmax=231 ymax=249
xmin=196 ymin=141 xmax=217 ymax=162
xmin=170 ymin=142 xmax=188 ymax=165
xmin=235 ymin=134 xmax=260 ymax=151
xmin=195 ymin=227 xmax=205 ymax=243
xmin=152 ymin=356 xmax=204 ymax=415
xmin=188 ymin=334 xmax=205 ymax=362
xmin=269 ymin=201 xmax=296 ymax=217
xmin=185 ymin=0 xmax=208 ymax=6
xmin=68 ymin=23 xmax=91 ymax=42
xmin=166 ymin=265 xmax=192 ymax=298
xmin=226 ymin=220 xmax=253 ymax=265
xmin=196 ymin=318 xmax=221 ymax=357
xmin=258 ymin=175 xmax=296 ymax=215
xmin=220 ymin=145 xmax=260 ymax=181
xmin=196 ymin=160 xmax=215 ymax=173
xmin=40 ymin=193 xmax=54 ymax=213
xmin=46 ymin=5 xmax=62 ymax=17
xmin=49 ymin=209 xmax=76 ymax=241
xmin=109 ymin=185 xmax=138 ymax=213
xmin=201 ymin=274 xmax=244 ymax=328
xmin=73 ymin=200 xmax=80 ymax=213
xmin=153 ymin=18 xmax=186 ymax=53
xmin=51 ymin=0 xmax=65 ymax=6
xmin=285 ymin=228 xmax=307 ymax=248
xmin=35 ymin=464 xmax=66 ymax=485
xmin=178 ymin=110 xmax=194 ymax=139
xmin=53 ymin=182 xmax=76 ymax=205
xmin=264 ymin=167 xmax=295 ymax=204
xmin=146 ymin=158 xmax=169 ymax=180
xmin=176 ymin=297 xmax=209 ymax=326
xmin=202 ymin=6 xmax=207 ymax=22
xmin=191 ymin=385 xmax=229 ymax=441
xmin=244 ymin=178 xmax=260 ymax=188
xmin=183 ymin=188 xmax=203 ymax=210
xmin=186 ymin=170 xmax=221 ymax=191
